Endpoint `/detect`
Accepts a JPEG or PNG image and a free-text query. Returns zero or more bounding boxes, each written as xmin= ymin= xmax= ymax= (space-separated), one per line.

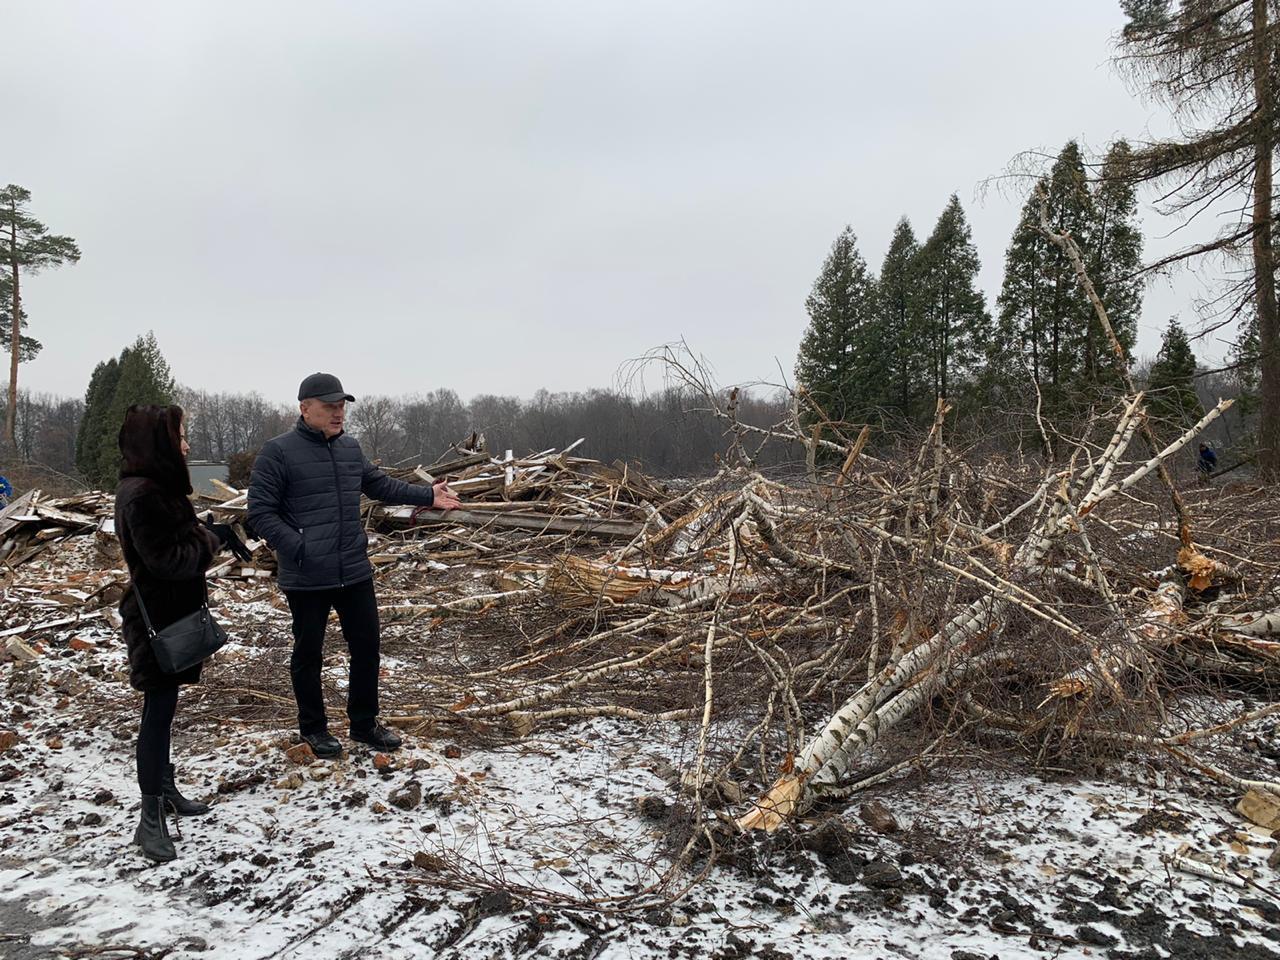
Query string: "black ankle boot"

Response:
xmin=134 ymin=794 xmax=176 ymax=862
xmin=162 ymin=764 xmax=210 ymax=816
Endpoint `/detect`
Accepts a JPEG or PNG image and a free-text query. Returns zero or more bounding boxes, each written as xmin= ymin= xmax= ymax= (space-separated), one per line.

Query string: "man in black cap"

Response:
xmin=248 ymin=373 xmax=462 ymax=756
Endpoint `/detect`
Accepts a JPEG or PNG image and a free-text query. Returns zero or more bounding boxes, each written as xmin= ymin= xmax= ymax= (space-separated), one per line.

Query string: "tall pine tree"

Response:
xmin=916 ymin=196 xmax=989 ymax=403
xmin=794 ymin=226 xmax=880 ymax=428
xmin=1229 ymin=312 xmax=1260 ymax=420
xmin=0 ymin=185 xmax=80 ymax=446
xmin=0 ymin=274 xmax=40 ymax=363
xmin=1040 ymin=142 xmax=1098 ymax=398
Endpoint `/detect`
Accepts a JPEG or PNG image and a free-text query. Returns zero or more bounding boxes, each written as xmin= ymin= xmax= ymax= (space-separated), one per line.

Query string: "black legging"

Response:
xmin=137 ymin=687 xmax=179 ymax=795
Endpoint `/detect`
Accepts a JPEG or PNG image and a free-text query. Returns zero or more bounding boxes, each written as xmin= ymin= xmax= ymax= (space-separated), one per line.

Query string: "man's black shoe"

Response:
xmin=350 ymin=723 xmax=402 ymax=752
xmin=302 ymin=732 xmax=342 ymax=759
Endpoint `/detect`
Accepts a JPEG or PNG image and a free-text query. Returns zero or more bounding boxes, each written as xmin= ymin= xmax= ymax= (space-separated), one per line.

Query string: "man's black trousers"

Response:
xmin=285 ymin=578 xmax=381 ymax=736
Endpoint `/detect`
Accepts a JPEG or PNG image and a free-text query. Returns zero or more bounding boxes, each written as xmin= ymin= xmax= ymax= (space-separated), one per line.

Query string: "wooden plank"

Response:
xmin=0 ymin=490 xmax=38 ymax=539
xmin=0 ymin=610 xmax=104 ymax=639
xmin=434 ymin=501 xmax=535 ymax=512
xmin=424 ymin=450 xmax=492 ymax=475
xmin=32 ymin=505 xmax=97 ymax=528
xmin=450 ymin=476 xmax=505 ymax=495
xmin=378 ymin=505 xmax=644 ymax=539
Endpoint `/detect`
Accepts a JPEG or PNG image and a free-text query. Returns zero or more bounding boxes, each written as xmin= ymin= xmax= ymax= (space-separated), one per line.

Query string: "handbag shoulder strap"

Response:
xmin=131 ymin=577 xmax=210 ymax=638
xmin=131 ymin=581 xmax=157 ymax=638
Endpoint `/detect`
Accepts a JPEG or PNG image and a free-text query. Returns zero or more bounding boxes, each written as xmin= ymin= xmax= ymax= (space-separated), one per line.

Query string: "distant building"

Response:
xmin=188 ymin=461 xmax=230 ymax=497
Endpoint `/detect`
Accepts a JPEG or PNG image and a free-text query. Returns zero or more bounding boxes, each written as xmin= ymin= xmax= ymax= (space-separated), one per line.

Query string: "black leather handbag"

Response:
xmin=133 ymin=581 xmax=228 ymax=674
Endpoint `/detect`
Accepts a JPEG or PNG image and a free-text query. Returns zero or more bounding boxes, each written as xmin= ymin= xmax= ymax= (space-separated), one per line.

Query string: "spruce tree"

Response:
xmin=877 ymin=218 xmax=926 ymax=422
xmin=1146 ymin=318 xmax=1203 ymax=433
xmin=1087 ymin=140 xmax=1144 ymax=385
xmin=0 ymin=185 xmax=80 ymax=446
xmin=916 ymin=196 xmax=990 ymax=403
xmin=99 ymin=334 xmax=176 ymax=483
xmin=1041 ymin=142 xmax=1098 ymax=399
xmin=794 ymin=226 xmax=880 ymax=428
xmin=76 ymin=333 xmax=176 ymax=488
xmin=994 ymin=187 xmax=1052 ymax=389
xmin=76 ymin=358 xmax=121 ymax=486
xmin=993 ymin=140 xmax=1144 ymax=421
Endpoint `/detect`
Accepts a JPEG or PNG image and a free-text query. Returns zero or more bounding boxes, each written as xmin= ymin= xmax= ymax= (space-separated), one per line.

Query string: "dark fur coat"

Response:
xmin=115 ymin=476 xmax=220 ymax=690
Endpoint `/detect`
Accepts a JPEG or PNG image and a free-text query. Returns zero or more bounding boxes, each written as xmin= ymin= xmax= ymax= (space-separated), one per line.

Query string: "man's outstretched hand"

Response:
xmin=431 ymin=481 xmax=462 ymax=511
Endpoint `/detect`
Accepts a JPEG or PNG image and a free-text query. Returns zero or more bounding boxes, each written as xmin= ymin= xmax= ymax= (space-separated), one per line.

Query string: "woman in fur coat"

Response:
xmin=115 ymin=404 xmax=229 ymax=862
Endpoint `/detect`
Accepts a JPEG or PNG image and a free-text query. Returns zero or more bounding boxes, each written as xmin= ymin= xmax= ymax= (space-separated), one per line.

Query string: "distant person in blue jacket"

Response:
xmin=1197 ymin=442 xmax=1217 ymax=479
xmin=0 ymin=474 xmax=12 ymax=506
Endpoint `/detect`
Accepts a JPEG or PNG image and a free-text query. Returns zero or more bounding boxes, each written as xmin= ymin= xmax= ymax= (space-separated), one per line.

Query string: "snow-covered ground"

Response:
xmin=2 ymin=621 xmax=1279 ymax=960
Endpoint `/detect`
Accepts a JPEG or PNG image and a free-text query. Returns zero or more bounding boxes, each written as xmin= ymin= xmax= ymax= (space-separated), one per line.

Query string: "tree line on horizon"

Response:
xmin=0 ymin=331 xmax=1240 ymax=495
xmin=2 ymin=355 xmax=801 ymax=491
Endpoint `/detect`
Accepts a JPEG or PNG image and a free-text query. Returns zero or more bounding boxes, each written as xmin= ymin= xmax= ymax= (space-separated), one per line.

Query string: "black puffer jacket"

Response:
xmin=247 ymin=418 xmax=435 ymax=591
xmin=116 ymin=476 xmax=221 ymax=690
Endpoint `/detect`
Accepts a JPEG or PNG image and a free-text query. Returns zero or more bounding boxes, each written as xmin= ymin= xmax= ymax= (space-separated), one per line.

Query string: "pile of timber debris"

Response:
xmin=2 ymin=413 xmax=1279 ymax=852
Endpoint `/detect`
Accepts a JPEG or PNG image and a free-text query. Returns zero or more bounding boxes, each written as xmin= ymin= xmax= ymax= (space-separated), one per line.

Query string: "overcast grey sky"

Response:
xmin=3 ymin=1 xmax=1234 ymax=406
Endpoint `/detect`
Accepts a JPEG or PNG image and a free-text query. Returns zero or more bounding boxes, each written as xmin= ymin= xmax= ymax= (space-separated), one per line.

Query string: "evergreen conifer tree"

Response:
xmin=1146 ymin=319 xmax=1203 ymax=433
xmin=0 ymin=275 xmax=40 ymax=363
xmin=992 ymin=140 xmax=1144 ymax=421
xmin=994 ymin=187 xmax=1052 ymax=389
xmin=877 ymin=218 xmax=926 ymax=421
xmin=76 ymin=358 xmax=120 ymax=486
xmin=0 ymin=185 xmax=80 ymax=446
xmin=1117 ymin=0 xmax=1280 ymax=478
xmin=76 ymin=333 xmax=176 ymax=488
xmin=1041 ymin=142 xmax=1098 ymax=399
xmin=795 ymin=226 xmax=880 ymax=427
xmin=1087 ymin=140 xmax=1144 ymax=385
xmin=1229 ymin=313 xmax=1260 ymax=419
xmin=99 ymin=334 xmax=176 ymax=484
xmin=916 ymin=196 xmax=990 ymax=403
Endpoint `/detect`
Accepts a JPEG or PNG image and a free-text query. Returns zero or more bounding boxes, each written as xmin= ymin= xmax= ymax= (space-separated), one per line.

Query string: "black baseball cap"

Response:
xmin=298 ymin=372 xmax=356 ymax=403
